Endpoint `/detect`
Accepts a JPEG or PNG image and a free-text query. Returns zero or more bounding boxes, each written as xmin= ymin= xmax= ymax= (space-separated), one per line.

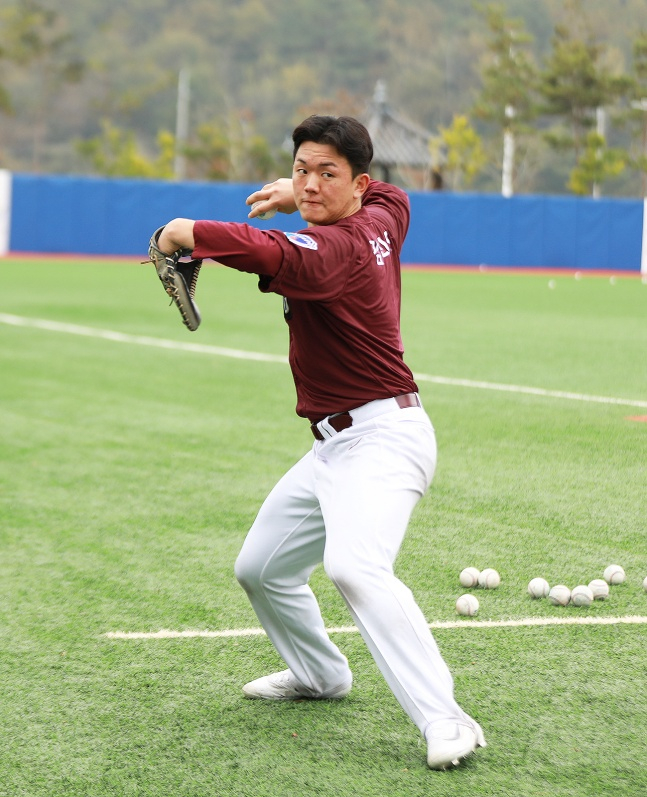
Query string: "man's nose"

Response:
xmin=304 ymin=174 xmax=319 ymax=192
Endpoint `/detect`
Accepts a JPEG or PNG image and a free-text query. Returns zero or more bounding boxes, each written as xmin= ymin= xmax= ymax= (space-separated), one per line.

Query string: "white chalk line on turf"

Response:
xmin=103 ymin=615 xmax=647 ymax=639
xmin=0 ymin=312 xmax=288 ymax=364
xmin=414 ymin=374 xmax=647 ymax=409
xmin=2 ymin=312 xmax=646 ymax=409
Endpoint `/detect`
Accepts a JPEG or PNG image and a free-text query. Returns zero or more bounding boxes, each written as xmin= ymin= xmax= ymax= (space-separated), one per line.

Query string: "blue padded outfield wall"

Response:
xmin=5 ymin=173 xmax=646 ymax=272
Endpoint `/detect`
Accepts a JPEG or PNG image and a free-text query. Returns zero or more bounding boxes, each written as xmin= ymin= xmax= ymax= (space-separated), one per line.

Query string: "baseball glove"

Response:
xmin=147 ymin=226 xmax=202 ymax=331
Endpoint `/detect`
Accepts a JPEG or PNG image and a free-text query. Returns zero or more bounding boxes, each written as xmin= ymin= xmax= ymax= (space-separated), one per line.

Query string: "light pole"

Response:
xmin=174 ymin=68 xmax=190 ymax=181
xmin=631 ymin=98 xmax=647 ymax=198
xmin=592 ymin=106 xmax=606 ymax=199
xmin=501 ymin=105 xmax=515 ymax=197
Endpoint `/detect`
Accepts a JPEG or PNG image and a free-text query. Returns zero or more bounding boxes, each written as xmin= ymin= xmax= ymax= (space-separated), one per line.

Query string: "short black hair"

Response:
xmin=292 ymin=115 xmax=373 ymax=177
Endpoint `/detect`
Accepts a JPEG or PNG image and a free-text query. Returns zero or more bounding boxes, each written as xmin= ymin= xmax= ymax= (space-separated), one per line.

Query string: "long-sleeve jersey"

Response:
xmin=192 ymin=180 xmax=418 ymax=422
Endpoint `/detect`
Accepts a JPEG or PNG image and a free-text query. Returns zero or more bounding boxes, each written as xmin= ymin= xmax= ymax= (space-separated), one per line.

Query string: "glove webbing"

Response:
xmin=164 ymin=260 xmax=202 ymax=329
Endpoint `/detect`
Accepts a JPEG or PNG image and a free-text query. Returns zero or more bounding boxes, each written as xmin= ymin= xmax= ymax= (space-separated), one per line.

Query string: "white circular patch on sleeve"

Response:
xmin=285 ymin=232 xmax=318 ymax=250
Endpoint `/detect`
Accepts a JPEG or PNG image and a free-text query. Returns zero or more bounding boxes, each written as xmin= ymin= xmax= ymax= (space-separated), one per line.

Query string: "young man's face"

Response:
xmin=292 ymin=142 xmax=369 ymax=226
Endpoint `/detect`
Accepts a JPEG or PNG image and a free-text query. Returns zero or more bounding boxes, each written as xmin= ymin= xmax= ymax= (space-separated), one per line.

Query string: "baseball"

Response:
xmin=456 ymin=594 xmax=479 ymax=616
xmin=588 ymin=578 xmax=609 ymax=600
xmin=603 ymin=564 xmax=625 ymax=585
xmin=459 ymin=567 xmax=480 ymax=588
xmin=528 ymin=577 xmax=550 ymax=599
xmin=570 ymin=584 xmax=594 ymax=607
xmin=478 ymin=568 xmax=500 ymax=589
xmin=643 ymin=576 xmax=647 ymax=592
xmin=252 ymin=201 xmax=277 ymax=220
xmin=548 ymin=584 xmax=571 ymax=606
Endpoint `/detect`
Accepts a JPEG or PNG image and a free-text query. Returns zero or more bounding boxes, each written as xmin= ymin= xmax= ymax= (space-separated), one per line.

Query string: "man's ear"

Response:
xmin=354 ymin=173 xmax=371 ymax=199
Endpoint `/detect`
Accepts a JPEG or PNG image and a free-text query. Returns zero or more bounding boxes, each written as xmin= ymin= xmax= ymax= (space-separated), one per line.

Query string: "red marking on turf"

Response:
xmin=627 ymin=415 xmax=647 ymax=422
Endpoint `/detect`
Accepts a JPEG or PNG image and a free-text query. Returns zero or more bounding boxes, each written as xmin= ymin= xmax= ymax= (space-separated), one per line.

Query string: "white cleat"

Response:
xmin=426 ymin=718 xmax=486 ymax=770
xmin=242 ymin=669 xmax=352 ymax=701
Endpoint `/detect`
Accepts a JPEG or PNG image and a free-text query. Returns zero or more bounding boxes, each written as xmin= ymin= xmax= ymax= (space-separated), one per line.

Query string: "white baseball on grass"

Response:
xmin=548 ymin=584 xmax=571 ymax=606
xmin=528 ymin=577 xmax=550 ymax=599
xmin=570 ymin=585 xmax=594 ymax=607
xmin=456 ymin=594 xmax=479 ymax=616
xmin=252 ymin=201 xmax=277 ymax=220
xmin=478 ymin=568 xmax=500 ymax=589
xmin=643 ymin=576 xmax=647 ymax=593
xmin=603 ymin=564 xmax=625 ymax=585
xmin=588 ymin=579 xmax=609 ymax=600
xmin=459 ymin=567 xmax=480 ymax=588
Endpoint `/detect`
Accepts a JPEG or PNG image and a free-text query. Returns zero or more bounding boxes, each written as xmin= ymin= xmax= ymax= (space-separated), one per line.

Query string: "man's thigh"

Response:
xmin=236 ymin=449 xmax=326 ymax=580
xmin=315 ymin=413 xmax=437 ymax=567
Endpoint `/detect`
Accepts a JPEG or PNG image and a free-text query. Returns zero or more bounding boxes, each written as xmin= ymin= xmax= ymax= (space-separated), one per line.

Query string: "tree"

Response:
xmin=183 ymin=112 xmax=278 ymax=182
xmin=538 ymin=0 xmax=631 ymax=182
xmin=0 ymin=0 xmax=84 ymax=170
xmin=567 ymin=131 xmax=625 ymax=195
xmin=1 ymin=0 xmax=646 ymax=190
xmin=76 ymin=121 xmax=174 ymax=178
xmin=437 ymin=115 xmax=487 ymax=191
xmin=627 ymin=32 xmax=647 ymax=196
xmin=472 ymin=3 xmax=539 ymax=195
xmin=0 ymin=6 xmax=13 ymax=114
xmin=1 ymin=2 xmax=74 ymax=131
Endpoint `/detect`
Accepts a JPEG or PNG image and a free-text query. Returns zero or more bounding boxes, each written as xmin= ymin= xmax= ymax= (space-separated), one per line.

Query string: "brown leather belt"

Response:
xmin=311 ymin=393 xmax=421 ymax=440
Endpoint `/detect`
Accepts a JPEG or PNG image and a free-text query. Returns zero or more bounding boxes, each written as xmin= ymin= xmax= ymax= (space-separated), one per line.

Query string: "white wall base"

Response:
xmin=0 ymin=170 xmax=12 ymax=255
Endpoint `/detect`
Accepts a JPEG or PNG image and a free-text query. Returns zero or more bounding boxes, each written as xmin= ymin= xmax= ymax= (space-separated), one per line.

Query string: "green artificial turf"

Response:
xmin=0 ymin=258 xmax=645 ymax=796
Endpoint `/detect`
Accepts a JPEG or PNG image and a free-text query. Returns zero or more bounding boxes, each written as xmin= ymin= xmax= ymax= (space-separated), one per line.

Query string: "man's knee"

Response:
xmin=325 ymin=556 xmax=374 ymax=604
xmin=234 ymin=547 xmax=262 ymax=594
xmin=235 ymin=545 xmax=290 ymax=594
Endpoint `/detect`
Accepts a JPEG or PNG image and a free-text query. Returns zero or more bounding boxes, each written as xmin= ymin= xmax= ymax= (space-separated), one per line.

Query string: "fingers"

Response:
xmin=247 ymin=197 xmax=273 ymax=219
xmin=248 ymin=201 xmax=276 ymax=221
xmin=246 ymin=178 xmax=297 ymax=218
xmin=246 ymin=183 xmax=274 ymax=208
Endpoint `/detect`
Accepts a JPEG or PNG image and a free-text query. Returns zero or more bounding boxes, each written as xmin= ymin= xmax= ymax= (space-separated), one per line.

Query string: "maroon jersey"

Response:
xmin=193 ymin=180 xmax=418 ymax=421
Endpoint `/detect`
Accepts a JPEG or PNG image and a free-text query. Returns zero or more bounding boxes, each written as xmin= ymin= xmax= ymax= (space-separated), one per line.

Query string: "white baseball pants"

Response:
xmin=235 ymin=398 xmax=467 ymax=736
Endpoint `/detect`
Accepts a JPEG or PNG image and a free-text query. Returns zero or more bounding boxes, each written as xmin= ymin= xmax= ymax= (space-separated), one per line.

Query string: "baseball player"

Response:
xmin=149 ymin=115 xmax=486 ymax=770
